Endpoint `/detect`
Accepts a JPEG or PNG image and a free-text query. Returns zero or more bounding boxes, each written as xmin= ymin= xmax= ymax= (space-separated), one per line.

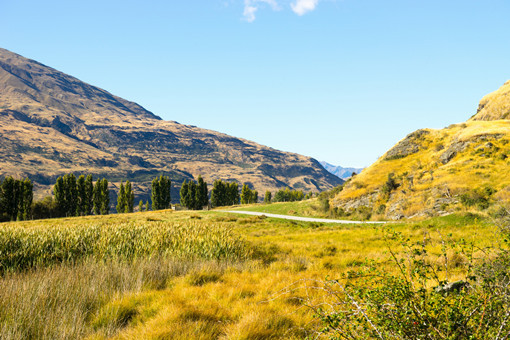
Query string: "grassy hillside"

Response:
xmin=0 ymin=209 xmax=500 ymax=339
xmin=333 ymin=82 xmax=510 ymax=220
xmin=0 ymin=48 xmax=342 ymax=201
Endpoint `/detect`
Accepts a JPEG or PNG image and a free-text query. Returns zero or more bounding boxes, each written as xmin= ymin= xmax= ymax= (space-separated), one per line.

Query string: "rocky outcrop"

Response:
xmin=384 ymin=130 xmax=430 ymax=160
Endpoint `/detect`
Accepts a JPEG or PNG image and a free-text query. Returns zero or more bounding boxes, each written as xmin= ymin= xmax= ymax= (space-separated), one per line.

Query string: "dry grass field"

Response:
xmin=0 ymin=207 xmax=499 ymax=339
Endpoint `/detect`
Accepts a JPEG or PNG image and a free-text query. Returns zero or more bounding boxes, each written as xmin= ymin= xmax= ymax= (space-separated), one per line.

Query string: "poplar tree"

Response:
xmin=125 ymin=180 xmax=134 ymax=213
xmin=180 ymin=179 xmax=189 ymax=208
xmin=116 ymin=182 xmax=126 ymax=213
xmin=228 ymin=182 xmax=240 ymax=205
xmin=65 ymin=174 xmax=78 ymax=217
xmin=241 ymin=184 xmax=251 ymax=205
xmin=138 ymin=200 xmax=144 ymax=212
xmin=0 ymin=177 xmax=33 ymax=221
xmin=93 ymin=179 xmax=101 ymax=215
xmin=1 ymin=177 xmax=17 ymax=220
xmin=77 ymin=175 xmax=86 ymax=216
xmin=20 ymin=179 xmax=33 ymax=220
xmin=264 ymin=191 xmax=272 ymax=204
xmin=100 ymin=179 xmax=110 ymax=215
xmin=197 ymin=175 xmax=209 ymax=208
xmin=211 ymin=180 xmax=225 ymax=207
xmin=151 ymin=176 xmax=171 ymax=210
xmin=85 ymin=175 xmax=94 ymax=215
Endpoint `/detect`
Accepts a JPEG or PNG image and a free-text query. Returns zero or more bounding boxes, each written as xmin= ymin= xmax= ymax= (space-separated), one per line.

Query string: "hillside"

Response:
xmin=333 ymin=81 xmax=510 ymax=220
xmin=0 ymin=48 xmax=342 ymax=200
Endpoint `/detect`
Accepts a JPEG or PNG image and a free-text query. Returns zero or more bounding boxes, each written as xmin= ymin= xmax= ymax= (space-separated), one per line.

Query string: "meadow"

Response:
xmin=0 ymin=207 xmax=503 ymax=339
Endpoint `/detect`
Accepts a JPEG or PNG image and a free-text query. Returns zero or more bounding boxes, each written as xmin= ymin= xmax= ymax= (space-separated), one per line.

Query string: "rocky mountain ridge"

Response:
xmin=0 ymin=48 xmax=343 ymax=200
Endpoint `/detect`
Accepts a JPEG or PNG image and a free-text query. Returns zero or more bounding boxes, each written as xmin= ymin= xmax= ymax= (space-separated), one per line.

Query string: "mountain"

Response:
xmin=332 ymin=81 xmax=510 ymax=220
xmin=0 ymin=48 xmax=342 ymax=200
xmin=319 ymin=161 xmax=364 ymax=180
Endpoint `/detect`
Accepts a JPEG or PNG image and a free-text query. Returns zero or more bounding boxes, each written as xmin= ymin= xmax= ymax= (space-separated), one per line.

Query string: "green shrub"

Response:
xmin=310 ymin=229 xmax=510 ymax=339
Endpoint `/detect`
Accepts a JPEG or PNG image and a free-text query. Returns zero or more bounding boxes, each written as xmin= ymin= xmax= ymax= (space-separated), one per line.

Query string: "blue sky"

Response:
xmin=1 ymin=0 xmax=509 ymax=168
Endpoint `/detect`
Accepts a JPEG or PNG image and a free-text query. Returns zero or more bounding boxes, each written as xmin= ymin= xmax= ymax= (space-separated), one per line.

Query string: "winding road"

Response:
xmin=225 ymin=211 xmax=386 ymax=224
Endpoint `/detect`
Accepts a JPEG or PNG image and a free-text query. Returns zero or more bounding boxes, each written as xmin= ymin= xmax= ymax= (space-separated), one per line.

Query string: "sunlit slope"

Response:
xmin=0 ymin=48 xmax=342 ymax=199
xmin=470 ymin=80 xmax=510 ymax=121
xmin=333 ymin=81 xmax=510 ymax=220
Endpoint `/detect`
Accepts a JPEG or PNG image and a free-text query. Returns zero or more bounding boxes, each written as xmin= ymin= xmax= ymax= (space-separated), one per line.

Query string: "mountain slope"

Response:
xmin=0 ymin=48 xmax=342 ymax=200
xmin=333 ymin=81 xmax=510 ymax=220
xmin=319 ymin=161 xmax=363 ymax=180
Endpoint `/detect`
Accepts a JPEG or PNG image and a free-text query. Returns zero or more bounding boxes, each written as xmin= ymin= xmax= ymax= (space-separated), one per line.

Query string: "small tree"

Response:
xmin=264 ymin=191 xmax=272 ymax=204
xmin=125 ymin=181 xmax=134 ymax=213
xmin=241 ymin=184 xmax=250 ymax=205
xmin=101 ymin=178 xmax=110 ymax=215
xmin=138 ymin=199 xmax=144 ymax=212
xmin=152 ymin=176 xmax=171 ymax=210
xmin=116 ymin=182 xmax=126 ymax=214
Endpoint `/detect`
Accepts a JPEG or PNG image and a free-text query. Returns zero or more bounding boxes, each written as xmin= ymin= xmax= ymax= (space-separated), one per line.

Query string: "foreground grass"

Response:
xmin=0 ymin=210 xmax=499 ymax=339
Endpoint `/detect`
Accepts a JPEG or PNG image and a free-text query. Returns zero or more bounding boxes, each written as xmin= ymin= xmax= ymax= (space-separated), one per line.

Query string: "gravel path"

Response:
xmin=225 ymin=210 xmax=386 ymax=224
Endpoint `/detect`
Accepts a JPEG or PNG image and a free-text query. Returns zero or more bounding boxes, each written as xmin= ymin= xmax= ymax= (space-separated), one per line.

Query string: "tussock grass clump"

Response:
xmin=0 ymin=221 xmax=247 ymax=272
xmin=0 ymin=258 xmax=207 ymax=340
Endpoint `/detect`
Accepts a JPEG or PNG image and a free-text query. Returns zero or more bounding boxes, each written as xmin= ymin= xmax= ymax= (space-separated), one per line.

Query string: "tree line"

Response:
xmin=1 ymin=172 xmax=313 ymax=222
xmin=0 ymin=177 xmax=33 ymax=221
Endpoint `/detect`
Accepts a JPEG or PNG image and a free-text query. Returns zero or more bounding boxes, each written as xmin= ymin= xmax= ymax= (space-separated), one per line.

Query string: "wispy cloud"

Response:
xmin=291 ymin=0 xmax=319 ymax=15
xmin=243 ymin=0 xmax=280 ymax=22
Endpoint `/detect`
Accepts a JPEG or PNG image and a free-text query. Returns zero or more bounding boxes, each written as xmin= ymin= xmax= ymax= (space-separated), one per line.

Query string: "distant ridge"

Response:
xmin=0 ymin=48 xmax=343 ymax=201
xmin=319 ymin=161 xmax=363 ymax=180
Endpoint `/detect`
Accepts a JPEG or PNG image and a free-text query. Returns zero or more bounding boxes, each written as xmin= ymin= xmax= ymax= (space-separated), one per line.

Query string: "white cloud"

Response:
xmin=243 ymin=0 xmax=280 ymax=22
xmin=291 ymin=0 xmax=319 ymax=15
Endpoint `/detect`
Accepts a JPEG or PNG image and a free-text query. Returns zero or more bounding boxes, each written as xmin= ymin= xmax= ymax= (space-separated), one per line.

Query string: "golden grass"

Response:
xmin=335 ymin=120 xmax=510 ymax=218
xmin=0 ymin=210 xmax=499 ymax=339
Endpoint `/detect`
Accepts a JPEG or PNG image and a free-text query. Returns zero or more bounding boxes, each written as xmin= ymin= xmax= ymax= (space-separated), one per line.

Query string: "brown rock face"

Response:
xmin=0 ymin=48 xmax=342 ymax=200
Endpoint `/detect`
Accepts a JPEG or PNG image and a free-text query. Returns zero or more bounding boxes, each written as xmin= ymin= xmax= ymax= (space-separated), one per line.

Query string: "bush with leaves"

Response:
xmin=308 ymin=227 xmax=510 ymax=339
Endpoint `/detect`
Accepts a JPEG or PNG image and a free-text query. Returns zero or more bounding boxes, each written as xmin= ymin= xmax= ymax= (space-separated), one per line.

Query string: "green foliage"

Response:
xmin=460 ymin=186 xmax=495 ymax=210
xmin=0 ymin=176 xmax=33 ymax=221
xmin=93 ymin=178 xmax=110 ymax=215
xmin=151 ymin=176 xmax=171 ymax=211
xmin=240 ymin=184 xmax=258 ymax=204
xmin=381 ymin=172 xmax=399 ymax=195
xmin=55 ymin=174 xmax=96 ymax=217
xmin=31 ymin=196 xmax=59 ymax=220
xmin=264 ymin=191 xmax=272 ymax=204
xmin=180 ymin=177 xmax=208 ymax=210
xmin=116 ymin=182 xmax=126 ymax=214
xmin=117 ymin=181 xmax=135 ymax=213
xmin=138 ymin=200 xmax=144 ymax=212
xmin=197 ymin=175 xmax=209 ymax=208
xmin=211 ymin=180 xmax=239 ymax=207
xmin=312 ymin=229 xmax=510 ymax=339
xmin=273 ymin=188 xmax=304 ymax=203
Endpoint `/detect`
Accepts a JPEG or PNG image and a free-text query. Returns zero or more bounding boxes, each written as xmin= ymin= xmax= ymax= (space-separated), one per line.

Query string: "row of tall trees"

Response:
xmin=241 ymin=184 xmax=258 ymax=204
xmin=273 ymin=187 xmax=305 ymax=202
xmin=151 ymin=176 xmax=171 ymax=211
xmin=54 ymin=174 xmax=110 ymax=216
xmin=0 ymin=177 xmax=33 ymax=221
xmin=180 ymin=176 xmax=208 ymax=210
xmin=210 ymin=180 xmax=240 ymax=207
xmin=116 ymin=181 xmax=134 ymax=213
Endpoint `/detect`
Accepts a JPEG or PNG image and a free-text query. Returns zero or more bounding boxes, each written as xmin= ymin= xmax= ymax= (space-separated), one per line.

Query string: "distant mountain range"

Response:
xmin=319 ymin=162 xmax=364 ymax=180
xmin=0 ymin=48 xmax=343 ymax=201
